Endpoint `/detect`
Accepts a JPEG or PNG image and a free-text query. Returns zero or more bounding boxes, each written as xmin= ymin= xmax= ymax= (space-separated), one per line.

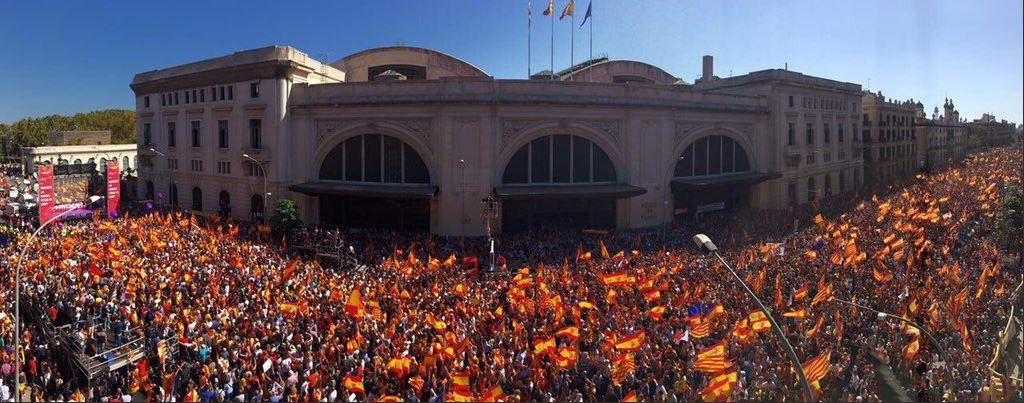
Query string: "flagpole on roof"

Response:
xmin=570 ymin=2 xmax=575 ymax=73
xmin=528 ymin=0 xmax=532 ymax=78
xmin=550 ymin=0 xmax=554 ymax=78
xmin=589 ymin=0 xmax=592 ymax=82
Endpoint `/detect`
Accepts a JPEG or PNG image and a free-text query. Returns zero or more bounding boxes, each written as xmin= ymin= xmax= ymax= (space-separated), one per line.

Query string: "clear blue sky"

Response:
xmin=1 ymin=0 xmax=1021 ymax=124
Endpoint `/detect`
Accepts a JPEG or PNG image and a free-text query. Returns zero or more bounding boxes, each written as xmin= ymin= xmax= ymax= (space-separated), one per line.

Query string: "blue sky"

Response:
xmin=1 ymin=0 xmax=1021 ymax=124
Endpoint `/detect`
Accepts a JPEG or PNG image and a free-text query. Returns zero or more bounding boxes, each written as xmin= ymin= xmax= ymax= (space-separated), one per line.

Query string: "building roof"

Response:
xmin=694 ymin=68 xmax=862 ymax=94
xmin=21 ymin=144 xmax=138 ymax=155
xmin=334 ymin=46 xmax=489 ymax=78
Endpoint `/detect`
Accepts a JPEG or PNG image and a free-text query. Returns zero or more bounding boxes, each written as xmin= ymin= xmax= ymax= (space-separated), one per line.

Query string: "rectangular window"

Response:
xmin=806 ymin=122 xmax=815 ymax=145
xmin=191 ymin=159 xmax=203 ymax=172
xmin=161 ymin=94 xmax=166 ymax=107
xmin=200 ymin=89 xmax=205 ymax=102
xmin=787 ymin=122 xmax=796 ymax=146
xmin=174 ymin=92 xmax=179 ymax=105
xmin=530 ymin=136 xmax=551 ymax=183
xmin=249 ymin=119 xmax=262 ymax=149
xmin=788 ymin=96 xmax=794 ymax=107
xmin=552 ymin=135 xmax=571 ymax=183
xmin=244 ymin=161 xmax=265 ymax=177
xmin=227 ymin=85 xmax=233 ymax=100
xmin=824 ymin=123 xmax=831 ymax=143
xmin=167 ymin=122 xmax=176 ymax=147
xmin=192 ymin=90 xmax=197 ymax=103
xmin=838 ymin=124 xmax=844 ymax=143
xmin=211 ymin=87 xmax=217 ymax=101
xmin=191 ymin=121 xmax=201 ymax=147
xmin=250 ymin=82 xmax=260 ymax=98
xmin=364 ymin=134 xmax=382 ymax=182
xmin=185 ymin=91 xmax=190 ymax=104
xmin=219 ymin=86 xmax=225 ymax=100
xmin=218 ymin=120 xmax=229 ymax=148
xmin=143 ymin=123 xmax=152 ymax=145
xmin=144 ymin=96 xmax=150 ymax=108
xmin=217 ymin=161 xmax=231 ymax=174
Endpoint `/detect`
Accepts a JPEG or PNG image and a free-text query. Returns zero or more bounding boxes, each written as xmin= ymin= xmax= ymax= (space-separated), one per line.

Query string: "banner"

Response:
xmin=38 ymin=164 xmax=55 ymax=225
xmin=106 ymin=160 xmax=120 ymax=218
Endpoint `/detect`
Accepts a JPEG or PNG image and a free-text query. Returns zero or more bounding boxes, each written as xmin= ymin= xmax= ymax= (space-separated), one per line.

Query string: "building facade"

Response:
xmin=132 ymin=46 xmax=865 ymax=235
xmin=914 ymin=98 xmax=968 ymax=171
xmin=860 ymin=92 xmax=924 ymax=188
xmin=47 ymin=130 xmax=112 ymax=146
xmin=21 ymin=143 xmax=138 ymax=176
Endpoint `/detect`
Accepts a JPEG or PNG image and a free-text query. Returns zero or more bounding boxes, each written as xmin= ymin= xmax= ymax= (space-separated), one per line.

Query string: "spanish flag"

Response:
xmin=783 ymin=309 xmax=806 ymax=319
xmin=542 ymin=0 xmax=554 ymax=16
xmin=648 ymin=306 xmax=667 ymax=321
xmin=556 ymin=346 xmax=579 ymax=368
xmin=448 ymin=390 xmax=474 ymax=402
xmin=700 ymin=369 xmax=738 ymax=401
xmin=451 ymin=370 xmax=471 ymax=391
xmin=534 ymin=336 xmax=556 ymax=357
xmin=801 ymin=350 xmax=831 ymax=383
xmin=342 ymin=374 xmax=365 ymax=394
xmin=600 ymin=270 xmax=631 ymax=286
xmin=614 ymin=331 xmax=646 ymax=352
xmin=280 ymin=302 xmax=299 ymax=317
xmin=556 ymin=326 xmax=580 ymax=341
xmin=903 ymin=336 xmax=920 ymax=360
xmin=481 ymin=385 xmax=507 ymax=402
xmin=345 ymin=288 xmax=366 ymax=320
xmin=748 ymin=310 xmax=772 ymax=333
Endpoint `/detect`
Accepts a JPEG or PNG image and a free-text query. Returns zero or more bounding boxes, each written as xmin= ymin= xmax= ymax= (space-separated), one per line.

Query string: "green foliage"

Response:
xmin=0 ymin=109 xmax=136 ymax=155
xmin=270 ymin=199 xmax=303 ymax=237
xmin=995 ymin=185 xmax=1023 ymax=258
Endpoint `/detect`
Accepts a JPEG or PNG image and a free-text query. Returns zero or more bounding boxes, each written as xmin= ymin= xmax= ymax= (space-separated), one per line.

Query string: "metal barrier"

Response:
xmin=987 ymin=274 xmax=1024 ymax=384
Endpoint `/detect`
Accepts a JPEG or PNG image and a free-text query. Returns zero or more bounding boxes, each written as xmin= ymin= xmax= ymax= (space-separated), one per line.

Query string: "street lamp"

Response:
xmin=480 ymin=195 xmax=499 ymax=272
xmin=242 ymin=154 xmax=270 ymax=218
xmin=692 ymin=234 xmax=814 ymax=401
xmin=830 ymin=297 xmax=952 ymax=397
xmin=14 ymin=195 xmax=102 ymax=401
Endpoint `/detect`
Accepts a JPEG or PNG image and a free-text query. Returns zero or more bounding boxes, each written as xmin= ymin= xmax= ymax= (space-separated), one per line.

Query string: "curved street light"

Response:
xmin=242 ymin=154 xmax=270 ymax=213
xmin=692 ymin=234 xmax=814 ymax=401
xmin=14 ymin=195 xmax=102 ymax=401
xmin=830 ymin=297 xmax=952 ymax=398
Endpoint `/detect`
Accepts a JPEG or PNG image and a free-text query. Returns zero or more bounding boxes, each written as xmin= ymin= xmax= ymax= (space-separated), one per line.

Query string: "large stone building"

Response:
xmin=914 ymin=98 xmax=969 ymax=171
xmin=21 ymin=143 xmax=138 ymax=176
xmin=47 ymin=130 xmax=112 ymax=146
xmin=131 ymin=45 xmax=864 ymax=235
xmin=860 ymin=92 xmax=925 ymax=188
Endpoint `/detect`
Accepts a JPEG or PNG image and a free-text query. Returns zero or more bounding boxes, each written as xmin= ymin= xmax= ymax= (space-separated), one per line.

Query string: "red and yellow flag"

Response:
xmin=783 ymin=309 xmax=806 ymax=319
xmin=801 ymin=350 xmax=831 ymax=383
xmin=903 ymin=336 xmax=921 ymax=360
xmin=621 ymin=390 xmax=638 ymax=402
xmin=343 ymin=374 xmax=365 ymax=394
xmin=345 ymin=288 xmax=366 ymax=320
xmin=748 ymin=310 xmax=772 ymax=333
xmin=451 ymin=370 xmax=471 ymax=391
xmin=614 ymin=331 xmax=646 ymax=352
xmin=600 ymin=270 xmax=632 ymax=286
xmin=534 ymin=336 xmax=556 ymax=357
xmin=556 ymin=326 xmax=580 ymax=341
xmin=700 ymin=369 xmax=738 ymax=401
xmin=481 ymin=385 xmax=507 ymax=402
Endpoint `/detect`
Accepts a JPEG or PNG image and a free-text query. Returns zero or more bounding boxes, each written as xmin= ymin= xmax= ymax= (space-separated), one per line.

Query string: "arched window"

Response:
xmin=674 ymin=135 xmax=750 ymax=177
xmin=824 ymin=174 xmax=832 ymax=196
xmin=319 ymin=134 xmax=430 ymax=184
xmin=192 ymin=187 xmax=203 ymax=211
xmin=145 ymin=181 xmax=155 ymax=200
xmin=251 ymin=194 xmax=265 ymax=220
xmin=806 ymin=177 xmax=816 ymax=202
xmin=59 ymin=159 xmax=69 ymax=165
xmin=502 ymin=134 xmax=615 ymax=184
xmin=169 ymin=183 xmax=179 ymax=207
xmin=73 ymin=158 xmax=82 ymax=165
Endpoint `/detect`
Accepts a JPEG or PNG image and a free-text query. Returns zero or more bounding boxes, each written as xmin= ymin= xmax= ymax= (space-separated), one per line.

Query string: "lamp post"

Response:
xmin=14 ymin=195 xmax=102 ymax=402
xmin=480 ymin=195 xmax=499 ymax=272
xmin=830 ymin=297 xmax=952 ymax=397
xmin=692 ymin=234 xmax=813 ymax=401
xmin=242 ymin=154 xmax=270 ymax=218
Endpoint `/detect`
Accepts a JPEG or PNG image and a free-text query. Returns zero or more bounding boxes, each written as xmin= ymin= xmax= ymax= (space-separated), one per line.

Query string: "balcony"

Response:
xmin=242 ymin=146 xmax=272 ymax=162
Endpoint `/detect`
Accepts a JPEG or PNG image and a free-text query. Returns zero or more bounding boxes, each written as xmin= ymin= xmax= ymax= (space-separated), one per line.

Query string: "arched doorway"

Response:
xmin=169 ymin=184 xmax=179 ymax=207
xmin=497 ymin=134 xmax=643 ymax=233
xmin=671 ymin=134 xmax=774 ymax=217
xmin=192 ymin=187 xmax=203 ymax=211
xmin=219 ymin=190 xmax=232 ymax=217
xmin=251 ymin=194 xmax=265 ymax=221
xmin=291 ymin=133 xmax=434 ymax=231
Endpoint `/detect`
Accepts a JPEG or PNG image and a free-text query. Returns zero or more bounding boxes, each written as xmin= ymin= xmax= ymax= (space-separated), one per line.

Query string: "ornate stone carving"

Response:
xmin=674 ymin=120 xmax=755 ymax=149
xmin=579 ymin=120 xmax=622 ymax=143
xmin=315 ymin=118 xmax=434 ymax=146
xmin=316 ymin=119 xmax=362 ymax=145
xmin=674 ymin=120 xmax=706 ymax=146
xmin=501 ymin=119 xmax=546 ymax=145
xmin=392 ymin=118 xmax=433 ymax=144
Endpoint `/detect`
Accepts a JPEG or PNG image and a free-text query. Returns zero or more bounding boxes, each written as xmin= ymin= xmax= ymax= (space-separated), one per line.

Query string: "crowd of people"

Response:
xmin=0 ymin=147 xmax=1020 ymax=402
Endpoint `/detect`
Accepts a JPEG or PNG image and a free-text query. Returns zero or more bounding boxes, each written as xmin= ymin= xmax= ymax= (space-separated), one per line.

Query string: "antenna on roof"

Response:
xmin=784 ymin=62 xmax=788 ymax=71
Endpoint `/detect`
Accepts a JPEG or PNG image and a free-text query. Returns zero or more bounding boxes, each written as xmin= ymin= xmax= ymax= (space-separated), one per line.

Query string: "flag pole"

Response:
xmin=550 ymin=1 xmax=554 ymax=78
xmin=589 ymin=1 xmax=592 ymax=82
xmin=570 ymin=9 xmax=575 ymax=73
xmin=528 ymin=0 xmax=532 ymax=78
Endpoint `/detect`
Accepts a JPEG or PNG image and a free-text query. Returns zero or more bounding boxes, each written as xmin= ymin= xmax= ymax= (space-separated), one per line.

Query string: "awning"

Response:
xmin=494 ymin=184 xmax=646 ymax=200
xmin=671 ymin=172 xmax=781 ymax=191
xmin=289 ymin=182 xmax=437 ymax=199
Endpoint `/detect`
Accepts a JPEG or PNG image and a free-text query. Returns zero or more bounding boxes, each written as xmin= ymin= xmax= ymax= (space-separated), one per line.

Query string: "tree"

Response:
xmin=270 ymin=199 xmax=303 ymax=238
xmin=0 ymin=109 xmax=136 ymax=155
xmin=995 ymin=185 xmax=1023 ymax=261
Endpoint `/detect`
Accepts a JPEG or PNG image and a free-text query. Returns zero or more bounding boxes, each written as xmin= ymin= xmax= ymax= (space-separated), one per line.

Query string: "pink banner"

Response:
xmin=37 ymin=164 xmax=54 ymax=225
xmin=107 ymin=160 xmax=120 ymax=218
